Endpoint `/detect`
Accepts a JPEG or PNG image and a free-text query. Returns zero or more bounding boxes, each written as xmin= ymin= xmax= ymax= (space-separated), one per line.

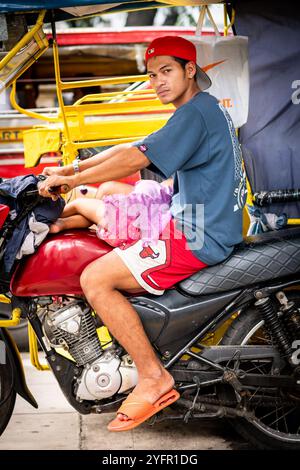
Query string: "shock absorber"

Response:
xmin=255 ymin=296 xmax=293 ymax=359
xmin=276 ymin=292 xmax=300 ymax=342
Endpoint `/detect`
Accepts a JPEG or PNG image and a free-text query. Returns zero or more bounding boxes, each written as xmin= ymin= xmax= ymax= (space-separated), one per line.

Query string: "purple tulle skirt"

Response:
xmin=96 ymin=180 xmax=173 ymax=247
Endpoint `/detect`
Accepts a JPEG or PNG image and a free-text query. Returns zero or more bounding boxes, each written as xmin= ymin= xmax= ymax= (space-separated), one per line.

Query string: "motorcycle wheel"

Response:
xmin=0 ymin=355 xmax=16 ymax=436
xmin=220 ymin=292 xmax=300 ymax=450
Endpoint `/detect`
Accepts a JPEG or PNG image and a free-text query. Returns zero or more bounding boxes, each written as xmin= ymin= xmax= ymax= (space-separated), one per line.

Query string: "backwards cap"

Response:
xmin=145 ymin=36 xmax=211 ymax=91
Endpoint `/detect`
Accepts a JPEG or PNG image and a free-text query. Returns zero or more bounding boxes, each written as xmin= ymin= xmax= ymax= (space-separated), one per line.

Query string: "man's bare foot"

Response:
xmin=49 ymin=219 xmax=66 ymax=233
xmin=117 ymin=368 xmax=175 ymax=422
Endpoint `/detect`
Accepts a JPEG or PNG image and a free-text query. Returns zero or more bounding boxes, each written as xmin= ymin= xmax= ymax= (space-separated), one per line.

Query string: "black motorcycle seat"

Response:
xmin=179 ymin=226 xmax=300 ymax=296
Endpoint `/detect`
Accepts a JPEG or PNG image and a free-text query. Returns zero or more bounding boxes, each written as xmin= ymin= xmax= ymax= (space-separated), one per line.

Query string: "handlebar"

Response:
xmin=37 ymin=174 xmax=70 ymax=196
xmin=48 ymin=184 xmax=70 ymax=195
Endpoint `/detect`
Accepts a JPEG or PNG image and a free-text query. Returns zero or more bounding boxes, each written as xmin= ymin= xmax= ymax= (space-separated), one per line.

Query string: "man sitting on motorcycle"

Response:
xmin=39 ymin=36 xmax=246 ymax=432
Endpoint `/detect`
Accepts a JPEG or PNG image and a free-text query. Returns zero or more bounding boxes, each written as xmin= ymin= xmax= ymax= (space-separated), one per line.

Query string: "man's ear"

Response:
xmin=186 ymin=61 xmax=197 ymax=79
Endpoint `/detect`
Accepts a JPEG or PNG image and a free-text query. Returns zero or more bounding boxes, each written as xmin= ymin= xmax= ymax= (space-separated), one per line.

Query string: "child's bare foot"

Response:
xmin=49 ymin=219 xmax=66 ymax=233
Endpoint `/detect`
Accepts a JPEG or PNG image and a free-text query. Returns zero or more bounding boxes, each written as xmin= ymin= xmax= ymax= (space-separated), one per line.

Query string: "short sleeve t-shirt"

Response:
xmin=133 ymin=92 xmax=246 ymax=265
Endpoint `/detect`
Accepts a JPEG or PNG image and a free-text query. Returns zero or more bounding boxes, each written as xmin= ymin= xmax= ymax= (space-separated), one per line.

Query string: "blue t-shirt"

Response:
xmin=134 ymin=92 xmax=246 ymax=265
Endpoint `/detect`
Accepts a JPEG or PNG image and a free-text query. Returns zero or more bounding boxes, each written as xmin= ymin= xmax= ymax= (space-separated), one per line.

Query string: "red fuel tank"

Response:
xmin=11 ymin=229 xmax=112 ymax=297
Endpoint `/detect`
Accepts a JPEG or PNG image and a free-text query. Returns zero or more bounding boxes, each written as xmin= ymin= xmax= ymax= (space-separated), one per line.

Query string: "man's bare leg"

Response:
xmin=80 ymin=251 xmax=174 ymax=420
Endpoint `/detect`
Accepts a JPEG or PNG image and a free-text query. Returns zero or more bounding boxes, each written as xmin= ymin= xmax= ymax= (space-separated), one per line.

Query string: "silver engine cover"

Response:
xmin=76 ymin=350 xmax=138 ymax=401
xmin=43 ymin=301 xmax=103 ymax=366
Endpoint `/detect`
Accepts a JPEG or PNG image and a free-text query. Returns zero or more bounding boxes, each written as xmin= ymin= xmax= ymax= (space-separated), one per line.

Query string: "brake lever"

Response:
xmin=37 ymin=175 xmax=70 ymax=195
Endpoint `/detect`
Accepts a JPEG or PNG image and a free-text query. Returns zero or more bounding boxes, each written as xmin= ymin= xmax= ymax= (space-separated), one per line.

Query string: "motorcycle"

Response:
xmin=0 ymin=184 xmax=300 ymax=450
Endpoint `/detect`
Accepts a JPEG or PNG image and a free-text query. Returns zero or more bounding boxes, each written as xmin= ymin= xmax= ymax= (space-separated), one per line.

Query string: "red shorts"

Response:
xmin=114 ymin=219 xmax=207 ymax=295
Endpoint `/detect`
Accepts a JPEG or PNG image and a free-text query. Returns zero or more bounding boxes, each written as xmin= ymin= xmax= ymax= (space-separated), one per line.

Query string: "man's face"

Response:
xmin=147 ymin=55 xmax=196 ymax=107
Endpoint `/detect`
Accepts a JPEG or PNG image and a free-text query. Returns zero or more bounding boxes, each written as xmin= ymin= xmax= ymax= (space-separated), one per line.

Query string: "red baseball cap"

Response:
xmin=145 ymin=36 xmax=211 ymax=91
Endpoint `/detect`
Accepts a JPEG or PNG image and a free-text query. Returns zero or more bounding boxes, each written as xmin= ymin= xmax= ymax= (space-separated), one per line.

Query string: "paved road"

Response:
xmin=0 ymin=354 xmax=252 ymax=451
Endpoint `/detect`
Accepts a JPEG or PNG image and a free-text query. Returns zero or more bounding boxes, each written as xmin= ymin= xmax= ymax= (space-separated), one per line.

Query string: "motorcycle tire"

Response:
xmin=0 ymin=355 xmax=16 ymax=436
xmin=220 ymin=292 xmax=300 ymax=450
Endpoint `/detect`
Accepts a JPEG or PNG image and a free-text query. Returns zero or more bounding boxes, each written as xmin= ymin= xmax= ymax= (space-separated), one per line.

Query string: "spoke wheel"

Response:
xmin=220 ymin=293 xmax=300 ymax=450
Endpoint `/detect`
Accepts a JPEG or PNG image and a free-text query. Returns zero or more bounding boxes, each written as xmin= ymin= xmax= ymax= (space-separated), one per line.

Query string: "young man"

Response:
xmin=39 ymin=36 xmax=246 ymax=432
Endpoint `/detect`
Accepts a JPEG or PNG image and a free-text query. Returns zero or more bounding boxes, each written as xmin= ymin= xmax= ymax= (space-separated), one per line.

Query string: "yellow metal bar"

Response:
xmin=28 ymin=323 xmax=49 ymax=371
xmin=0 ymin=308 xmax=21 ymax=327
xmin=287 ymin=219 xmax=300 ymax=225
xmin=64 ymin=115 xmax=167 ymax=142
xmin=33 ymin=29 xmax=46 ymax=48
xmin=85 ymin=89 xmax=154 ymax=99
xmin=223 ymin=4 xmax=228 ymax=36
xmin=73 ymin=136 xmax=145 ymax=149
xmin=75 ymin=93 xmax=157 ymax=104
xmin=224 ymin=5 xmax=236 ymax=36
xmin=10 ymin=81 xmax=59 ymax=123
xmin=52 ymin=38 xmax=78 ymax=165
xmin=62 ymin=99 xmax=173 ymax=116
xmin=0 ymin=10 xmax=46 ymax=70
xmin=0 ymin=294 xmax=11 ymax=304
xmin=74 ymin=90 xmax=157 ymax=105
xmin=60 ymin=75 xmax=149 ymax=91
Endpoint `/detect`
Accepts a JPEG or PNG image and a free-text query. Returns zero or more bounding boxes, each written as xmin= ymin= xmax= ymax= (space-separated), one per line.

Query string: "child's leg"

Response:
xmin=96 ymin=181 xmax=134 ymax=199
xmin=50 ymin=214 xmax=91 ymax=233
xmin=59 ymin=198 xmax=94 ymax=218
xmin=50 ymin=199 xmax=105 ymax=233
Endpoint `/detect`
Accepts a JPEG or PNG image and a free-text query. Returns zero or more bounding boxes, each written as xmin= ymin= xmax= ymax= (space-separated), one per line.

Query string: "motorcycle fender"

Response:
xmin=0 ymin=328 xmax=38 ymax=408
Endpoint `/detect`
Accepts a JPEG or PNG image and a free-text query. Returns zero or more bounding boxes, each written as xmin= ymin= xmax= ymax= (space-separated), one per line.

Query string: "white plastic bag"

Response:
xmin=184 ymin=7 xmax=249 ymax=127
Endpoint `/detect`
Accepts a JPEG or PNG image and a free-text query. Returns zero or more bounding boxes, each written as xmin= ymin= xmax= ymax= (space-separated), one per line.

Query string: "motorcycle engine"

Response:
xmin=42 ymin=300 xmax=138 ymax=401
xmin=43 ymin=301 xmax=102 ymax=366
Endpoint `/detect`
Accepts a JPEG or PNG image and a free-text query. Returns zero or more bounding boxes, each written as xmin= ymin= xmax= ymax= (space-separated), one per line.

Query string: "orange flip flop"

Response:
xmin=107 ymin=389 xmax=180 ymax=432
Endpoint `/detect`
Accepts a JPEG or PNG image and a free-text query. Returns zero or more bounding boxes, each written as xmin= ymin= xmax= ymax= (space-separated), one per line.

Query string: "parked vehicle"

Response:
xmin=1 ymin=183 xmax=300 ymax=448
xmin=0 ymin=0 xmax=299 ymax=451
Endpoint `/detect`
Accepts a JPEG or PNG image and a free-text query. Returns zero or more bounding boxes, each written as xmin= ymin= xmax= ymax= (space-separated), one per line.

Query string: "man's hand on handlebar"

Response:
xmin=38 ymin=174 xmax=75 ymax=200
xmin=42 ymin=166 xmax=69 ymax=177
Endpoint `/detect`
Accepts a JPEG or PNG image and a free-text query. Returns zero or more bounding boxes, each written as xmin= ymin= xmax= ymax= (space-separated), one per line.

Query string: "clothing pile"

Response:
xmin=0 ymin=174 xmax=65 ymax=274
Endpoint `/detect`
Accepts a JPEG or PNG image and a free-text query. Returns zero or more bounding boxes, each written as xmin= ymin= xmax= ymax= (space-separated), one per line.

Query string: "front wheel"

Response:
xmin=0 ymin=341 xmax=16 ymax=436
xmin=220 ymin=294 xmax=300 ymax=450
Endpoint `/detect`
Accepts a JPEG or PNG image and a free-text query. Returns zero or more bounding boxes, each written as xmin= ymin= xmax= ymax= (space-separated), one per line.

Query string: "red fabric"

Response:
xmin=145 ymin=36 xmax=197 ymax=64
xmin=118 ymin=219 xmax=207 ymax=292
xmin=141 ymin=220 xmax=207 ymax=290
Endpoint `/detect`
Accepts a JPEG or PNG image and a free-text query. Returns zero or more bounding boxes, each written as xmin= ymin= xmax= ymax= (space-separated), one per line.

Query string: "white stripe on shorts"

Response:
xmin=114 ymin=239 xmax=167 ymax=295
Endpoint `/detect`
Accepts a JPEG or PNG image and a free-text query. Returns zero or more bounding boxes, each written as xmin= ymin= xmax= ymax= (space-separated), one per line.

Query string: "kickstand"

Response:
xmin=183 ymin=376 xmax=201 ymax=424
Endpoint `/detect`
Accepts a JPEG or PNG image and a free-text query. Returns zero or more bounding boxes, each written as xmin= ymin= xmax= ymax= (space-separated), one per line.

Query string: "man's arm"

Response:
xmin=43 ymin=142 xmax=133 ymax=176
xmin=73 ymin=143 xmax=134 ymax=174
xmin=38 ymin=146 xmax=150 ymax=198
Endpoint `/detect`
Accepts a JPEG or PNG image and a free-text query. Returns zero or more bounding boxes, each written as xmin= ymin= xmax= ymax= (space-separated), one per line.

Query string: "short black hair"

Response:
xmin=173 ymin=57 xmax=197 ymax=81
xmin=173 ymin=56 xmax=190 ymax=69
